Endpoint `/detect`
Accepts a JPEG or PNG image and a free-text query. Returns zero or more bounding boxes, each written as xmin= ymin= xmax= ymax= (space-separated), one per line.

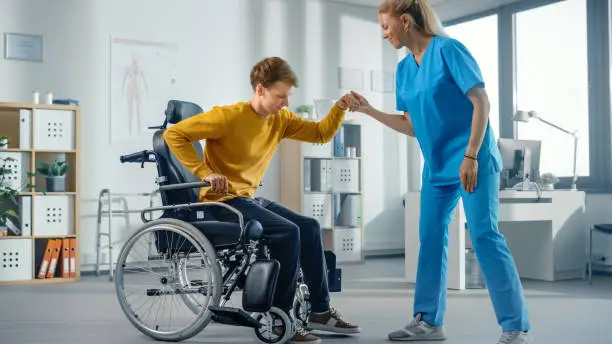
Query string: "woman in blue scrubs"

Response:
xmin=351 ymin=1 xmax=530 ymax=343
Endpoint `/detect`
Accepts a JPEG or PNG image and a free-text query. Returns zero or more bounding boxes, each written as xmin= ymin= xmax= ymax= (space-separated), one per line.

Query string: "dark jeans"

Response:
xmin=206 ymin=196 xmax=330 ymax=313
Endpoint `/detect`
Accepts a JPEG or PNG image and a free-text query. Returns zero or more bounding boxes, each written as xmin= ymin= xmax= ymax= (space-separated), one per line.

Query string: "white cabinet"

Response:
xmin=281 ymin=122 xmax=364 ymax=263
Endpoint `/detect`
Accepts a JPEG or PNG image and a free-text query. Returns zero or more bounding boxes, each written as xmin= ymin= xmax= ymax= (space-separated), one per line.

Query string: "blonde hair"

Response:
xmin=378 ymin=0 xmax=447 ymax=37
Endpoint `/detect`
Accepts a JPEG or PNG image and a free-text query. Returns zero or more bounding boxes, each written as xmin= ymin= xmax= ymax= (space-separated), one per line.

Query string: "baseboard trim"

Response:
xmin=364 ymin=249 xmax=404 ymax=258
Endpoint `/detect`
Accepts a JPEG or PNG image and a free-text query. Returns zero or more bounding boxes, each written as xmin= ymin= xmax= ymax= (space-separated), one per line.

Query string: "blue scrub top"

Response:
xmin=396 ymin=35 xmax=502 ymax=186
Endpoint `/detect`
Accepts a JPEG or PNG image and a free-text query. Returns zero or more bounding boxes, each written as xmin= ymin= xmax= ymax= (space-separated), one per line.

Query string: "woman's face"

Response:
xmin=379 ymin=12 xmax=406 ymax=49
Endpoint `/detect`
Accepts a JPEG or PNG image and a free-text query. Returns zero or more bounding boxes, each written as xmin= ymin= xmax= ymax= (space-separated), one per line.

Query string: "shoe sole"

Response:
xmin=307 ymin=323 xmax=362 ymax=334
xmin=387 ymin=332 xmax=447 ymax=341
xmin=387 ymin=336 xmax=447 ymax=342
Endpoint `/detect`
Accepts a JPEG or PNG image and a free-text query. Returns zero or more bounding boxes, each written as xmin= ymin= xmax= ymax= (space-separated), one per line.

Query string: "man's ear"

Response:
xmin=255 ymin=83 xmax=265 ymax=96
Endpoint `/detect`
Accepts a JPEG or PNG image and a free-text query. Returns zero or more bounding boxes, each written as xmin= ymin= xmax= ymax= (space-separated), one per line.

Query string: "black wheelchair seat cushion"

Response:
xmin=190 ymin=220 xmax=242 ymax=247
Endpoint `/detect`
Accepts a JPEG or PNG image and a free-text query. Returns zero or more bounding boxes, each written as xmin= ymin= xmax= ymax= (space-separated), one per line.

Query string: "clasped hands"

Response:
xmin=335 ymin=91 xmax=370 ymax=113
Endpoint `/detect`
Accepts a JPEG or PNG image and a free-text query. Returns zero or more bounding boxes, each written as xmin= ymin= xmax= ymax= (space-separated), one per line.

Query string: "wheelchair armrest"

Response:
xmin=158 ymin=181 xmax=210 ymax=191
xmin=139 ymin=201 xmax=246 ymax=239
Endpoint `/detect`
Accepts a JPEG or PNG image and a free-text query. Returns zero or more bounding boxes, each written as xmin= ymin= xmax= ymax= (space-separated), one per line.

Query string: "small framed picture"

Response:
xmin=4 ymin=32 xmax=43 ymax=62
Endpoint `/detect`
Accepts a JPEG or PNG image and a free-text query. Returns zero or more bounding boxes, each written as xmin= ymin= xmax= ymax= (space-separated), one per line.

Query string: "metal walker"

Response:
xmin=95 ymin=188 xmax=159 ymax=280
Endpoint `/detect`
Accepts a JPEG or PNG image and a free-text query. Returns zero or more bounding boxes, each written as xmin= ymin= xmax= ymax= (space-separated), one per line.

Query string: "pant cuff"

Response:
xmin=310 ymin=301 xmax=330 ymax=313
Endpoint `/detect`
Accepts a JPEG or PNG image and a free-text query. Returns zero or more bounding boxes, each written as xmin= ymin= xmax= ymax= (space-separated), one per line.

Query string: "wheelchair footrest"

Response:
xmin=209 ymin=306 xmax=261 ymax=329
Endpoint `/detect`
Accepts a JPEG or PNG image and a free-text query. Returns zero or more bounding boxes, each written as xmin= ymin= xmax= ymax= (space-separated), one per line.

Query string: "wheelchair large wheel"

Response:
xmin=252 ymin=307 xmax=294 ymax=344
xmin=114 ymin=218 xmax=222 ymax=342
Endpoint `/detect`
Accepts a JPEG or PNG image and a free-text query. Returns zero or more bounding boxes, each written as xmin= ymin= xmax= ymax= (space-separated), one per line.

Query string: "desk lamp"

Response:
xmin=512 ymin=110 xmax=578 ymax=190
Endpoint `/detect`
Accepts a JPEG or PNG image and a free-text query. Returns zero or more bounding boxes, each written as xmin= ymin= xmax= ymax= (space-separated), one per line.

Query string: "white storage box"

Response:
xmin=34 ymin=109 xmax=76 ymax=150
xmin=333 ymin=227 xmax=361 ymax=263
xmin=302 ymin=193 xmax=333 ymax=228
xmin=332 ymin=159 xmax=360 ymax=193
xmin=0 ymin=151 xmax=31 ymax=192
xmin=33 ymin=195 xmax=74 ymax=236
xmin=302 ymin=142 xmax=332 ymax=158
xmin=0 ymin=238 xmax=33 ymax=282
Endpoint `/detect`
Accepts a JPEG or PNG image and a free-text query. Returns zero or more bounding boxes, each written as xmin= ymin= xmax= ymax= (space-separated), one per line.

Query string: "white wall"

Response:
xmin=0 ymin=0 xmax=408 ymax=271
xmin=0 ymin=0 xmax=265 ymax=270
xmin=293 ymin=1 xmax=407 ymax=253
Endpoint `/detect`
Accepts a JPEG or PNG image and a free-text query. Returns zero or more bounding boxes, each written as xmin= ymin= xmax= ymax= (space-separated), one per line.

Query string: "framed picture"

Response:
xmin=4 ymin=33 xmax=43 ymax=62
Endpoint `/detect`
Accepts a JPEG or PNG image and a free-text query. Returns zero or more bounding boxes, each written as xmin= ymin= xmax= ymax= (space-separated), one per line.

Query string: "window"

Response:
xmin=515 ymin=0 xmax=589 ymax=177
xmin=446 ymin=15 xmax=500 ymax=137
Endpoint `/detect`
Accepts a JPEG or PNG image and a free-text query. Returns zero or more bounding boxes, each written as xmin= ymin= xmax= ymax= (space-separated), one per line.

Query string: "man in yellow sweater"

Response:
xmin=163 ymin=57 xmax=361 ymax=343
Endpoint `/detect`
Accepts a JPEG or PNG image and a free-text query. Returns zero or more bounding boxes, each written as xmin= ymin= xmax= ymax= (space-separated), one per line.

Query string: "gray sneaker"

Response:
xmin=387 ymin=313 xmax=447 ymax=341
xmin=497 ymin=331 xmax=529 ymax=344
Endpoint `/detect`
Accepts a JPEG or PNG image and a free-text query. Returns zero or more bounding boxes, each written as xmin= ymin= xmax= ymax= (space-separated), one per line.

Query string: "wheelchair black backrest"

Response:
xmin=153 ymin=100 xmax=205 ymax=214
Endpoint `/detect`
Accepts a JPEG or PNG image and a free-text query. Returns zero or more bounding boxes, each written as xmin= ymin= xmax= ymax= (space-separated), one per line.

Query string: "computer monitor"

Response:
xmin=497 ymin=138 xmax=541 ymax=189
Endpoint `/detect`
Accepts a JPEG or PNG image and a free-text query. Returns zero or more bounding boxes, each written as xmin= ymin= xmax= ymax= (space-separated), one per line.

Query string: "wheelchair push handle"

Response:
xmin=120 ymin=150 xmax=149 ymax=163
xmin=120 ymin=150 xmax=155 ymax=167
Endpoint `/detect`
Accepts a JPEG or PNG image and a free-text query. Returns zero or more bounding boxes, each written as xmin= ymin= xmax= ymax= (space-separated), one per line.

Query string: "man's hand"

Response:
xmin=348 ymin=91 xmax=373 ymax=115
xmin=204 ymin=173 xmax=229 ymax=194
xmin=460 ymin=157 xmax=478 ymax=193
xmin=335 ymin=93 xmax=359 ymax=111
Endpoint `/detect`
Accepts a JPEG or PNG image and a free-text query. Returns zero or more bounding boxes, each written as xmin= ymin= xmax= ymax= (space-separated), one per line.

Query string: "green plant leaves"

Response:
xmin=37 ymin=161 xmax=68 ymax=177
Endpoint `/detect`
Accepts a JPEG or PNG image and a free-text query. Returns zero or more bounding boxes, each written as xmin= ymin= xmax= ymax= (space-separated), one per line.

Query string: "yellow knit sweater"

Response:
xmin=163 ymin=101 xmax=345 ymax=202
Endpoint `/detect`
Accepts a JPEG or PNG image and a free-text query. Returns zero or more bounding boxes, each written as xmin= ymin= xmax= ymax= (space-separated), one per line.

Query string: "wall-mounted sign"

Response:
xmin=4 ymin=33 xmax=43 ymax=62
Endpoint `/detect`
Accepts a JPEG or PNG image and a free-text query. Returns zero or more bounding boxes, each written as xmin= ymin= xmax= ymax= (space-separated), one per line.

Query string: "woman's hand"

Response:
xmin=335 ymin=93 xmax=360 ymax=111
xmin=349 ymin=91 xmax=373 ymax=115
xmin=460 ymin=156 xmax=478 ymax=193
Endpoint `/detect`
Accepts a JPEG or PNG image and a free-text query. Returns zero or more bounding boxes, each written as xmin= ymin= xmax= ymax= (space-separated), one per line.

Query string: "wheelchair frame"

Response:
xmin=114 ymin=149 xmax=310 ymax=344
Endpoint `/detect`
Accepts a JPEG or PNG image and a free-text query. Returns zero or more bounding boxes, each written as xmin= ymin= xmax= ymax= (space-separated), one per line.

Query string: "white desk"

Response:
xmin=404 ymin=189 xmax=587 ymax=290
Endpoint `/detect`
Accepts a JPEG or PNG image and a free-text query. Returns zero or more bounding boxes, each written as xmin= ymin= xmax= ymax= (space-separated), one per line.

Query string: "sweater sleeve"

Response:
xmin=162 ymin=107 xmax=227 ymax=180
xmin=281 ymin=105 xmax=346 ymax=143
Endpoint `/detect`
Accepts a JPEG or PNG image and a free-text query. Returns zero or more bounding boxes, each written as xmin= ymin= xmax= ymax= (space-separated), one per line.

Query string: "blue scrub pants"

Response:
xmin=413 ymin=171 xmax=531 ymax=332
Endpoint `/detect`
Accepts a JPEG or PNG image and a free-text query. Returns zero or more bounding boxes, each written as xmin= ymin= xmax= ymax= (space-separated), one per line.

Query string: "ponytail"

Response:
xmin=378 ymin=0 xmax=448 ymax=37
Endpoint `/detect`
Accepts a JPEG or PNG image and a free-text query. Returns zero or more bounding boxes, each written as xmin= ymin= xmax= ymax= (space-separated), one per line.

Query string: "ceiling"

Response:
xmin=328 ymin=0 xmax=447 ymax=6
xmin=327 ymin=0 xmax=525 ymax=22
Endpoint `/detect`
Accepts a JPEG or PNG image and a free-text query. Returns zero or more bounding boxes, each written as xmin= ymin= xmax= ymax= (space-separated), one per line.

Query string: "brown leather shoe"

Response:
xmin=291 ymin=328 xmax=321 ymax=343
xmin=307 ymin=307 xmax=361 ymax=334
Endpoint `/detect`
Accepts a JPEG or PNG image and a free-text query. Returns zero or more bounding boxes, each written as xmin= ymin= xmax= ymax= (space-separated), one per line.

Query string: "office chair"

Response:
xmin=588 ymin=223 xmax=612 ymax=284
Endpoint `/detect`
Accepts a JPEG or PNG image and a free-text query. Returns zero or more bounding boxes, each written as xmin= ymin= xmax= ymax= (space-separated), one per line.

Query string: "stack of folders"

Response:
xmin=334 ymin=126 xmax=345 ymax=157
xmin=304 ymin=159 xmax=311 ymax=191
xmin=37 ymin=238 xmax=77 ymax=279
xmin=306 ymin=160 xmax=333 ymax=192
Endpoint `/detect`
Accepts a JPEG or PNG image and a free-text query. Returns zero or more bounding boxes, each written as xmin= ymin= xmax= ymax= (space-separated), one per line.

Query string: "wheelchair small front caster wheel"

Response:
xmin=252 ymin=306 xmax=294 ymax=344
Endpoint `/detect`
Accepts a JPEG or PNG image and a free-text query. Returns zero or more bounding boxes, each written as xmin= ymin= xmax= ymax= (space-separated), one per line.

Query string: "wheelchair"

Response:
xmin=114 ymin=100 xmax=313 ymax=343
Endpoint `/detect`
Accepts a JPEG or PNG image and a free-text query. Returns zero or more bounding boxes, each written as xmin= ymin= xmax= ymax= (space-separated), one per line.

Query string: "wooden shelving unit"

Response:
xmin=280 ymin=120 xmax=364 ymax=264
xmin=0 ymin=102 xmax=80 ymax=285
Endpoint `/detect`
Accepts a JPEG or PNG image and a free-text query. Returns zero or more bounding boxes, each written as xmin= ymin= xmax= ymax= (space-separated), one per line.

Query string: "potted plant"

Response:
xmin=0 ymin=161 xmax=19 ymax=235
xmin=295 ymin=105 xmax=313 ymax=119
xmin=37 ymin=160 xmax=68 ymax=192
xmin=0 ymin=136 xmax=9 ymax=150
xmin=538 ymin=172 xmax=559 ymax=190
xmin=1 ymin=157 xmax=37 ymax=235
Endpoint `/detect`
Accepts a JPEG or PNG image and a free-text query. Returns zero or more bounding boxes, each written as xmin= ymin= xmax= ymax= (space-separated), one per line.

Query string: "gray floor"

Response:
xmin=0 ymin=257 xmax=610 ymax=344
